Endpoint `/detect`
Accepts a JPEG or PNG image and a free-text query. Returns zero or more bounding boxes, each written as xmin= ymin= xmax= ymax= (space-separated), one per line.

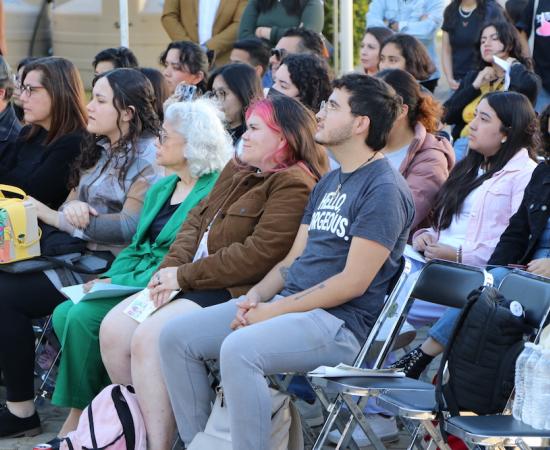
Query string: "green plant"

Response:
xmin=323 ymin=0 xmax=370 ymax=67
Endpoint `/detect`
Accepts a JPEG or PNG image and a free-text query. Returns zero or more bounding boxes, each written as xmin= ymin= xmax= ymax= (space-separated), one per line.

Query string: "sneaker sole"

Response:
xmin=1 ymin=425 xmax=42 ymax=438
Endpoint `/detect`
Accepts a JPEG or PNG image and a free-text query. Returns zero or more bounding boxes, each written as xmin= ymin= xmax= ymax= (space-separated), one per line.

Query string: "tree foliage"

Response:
xmin=323 ymin=0 xmax=370 ymax=66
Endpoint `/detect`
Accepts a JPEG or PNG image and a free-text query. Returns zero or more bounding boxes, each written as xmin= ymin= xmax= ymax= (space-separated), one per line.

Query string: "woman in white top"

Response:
xmin=392 ymin=91 xmax=540 ymax=378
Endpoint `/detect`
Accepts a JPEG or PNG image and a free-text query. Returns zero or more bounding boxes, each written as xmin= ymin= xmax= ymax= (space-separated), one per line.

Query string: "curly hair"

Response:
xmin=164 ymin=99 xmax=233 ymax=177
xmin=377 ymin=69 xmax=443 ymax=133
xmin=280 ymin=53 xmax=331 ymax=112
xmin=381 ymin=34 xmax=436 ymax=81
xmin=159 ymin=41 xmax=209 ymax=93
xmin=69 ymin=68 xmax=160 ymax=189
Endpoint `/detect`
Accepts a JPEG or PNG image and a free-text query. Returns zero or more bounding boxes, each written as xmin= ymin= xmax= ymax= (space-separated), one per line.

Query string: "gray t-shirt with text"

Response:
xmin=281 ymin=158 xmax=415 ymax=343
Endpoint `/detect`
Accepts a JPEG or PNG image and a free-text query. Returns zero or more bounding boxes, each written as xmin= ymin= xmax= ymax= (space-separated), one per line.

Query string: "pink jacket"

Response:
xmin=400 ymin=124 xmax=455 ymax=230
xmin=414 ymin=148 xmax=537 ymax=267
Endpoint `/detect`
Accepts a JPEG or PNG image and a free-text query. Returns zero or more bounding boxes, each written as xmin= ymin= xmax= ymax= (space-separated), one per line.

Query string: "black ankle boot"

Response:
xmin=389 ymin=346 xmax=434 ymax=379
xmin=0 ymin=404 xmax=41 ymax=438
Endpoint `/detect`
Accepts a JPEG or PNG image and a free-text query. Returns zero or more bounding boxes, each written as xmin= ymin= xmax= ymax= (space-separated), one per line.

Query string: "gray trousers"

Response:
xmin=159 ymin=297 xmax=360 ymax=450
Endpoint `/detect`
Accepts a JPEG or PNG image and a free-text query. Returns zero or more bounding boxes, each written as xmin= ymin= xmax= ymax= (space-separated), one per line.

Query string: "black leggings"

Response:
xmin=0 ymin=271 xmax=64 ymax=401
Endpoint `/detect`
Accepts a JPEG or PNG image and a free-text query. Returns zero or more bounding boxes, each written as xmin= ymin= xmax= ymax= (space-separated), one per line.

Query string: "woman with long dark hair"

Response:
xmin=99 ymin=95 xmax=328 ymax=449
xmin=359 ymin=27 xmax=394 ymax=76
xmin=444 ymin=20 xmax=539 ymax=158
xmin=391 ymin=91 xmax=540 ymax=378
xmin=272 ymin=53 xmax=332 ymax=113
xmin=0 ymin=68 xmax=162 ymax=438
xmin=238 ymin=0 xmax=324 ymax=45
xmin=207 ymin=63 xmax=263 ymax=144
xmin=379 ymin=34 xmax=437 ymax=92
xmin=441 ymin=0 xmax=504 ymax=89
xmin=377 ymin=69 xmax=455 ymax=231
xmin=0 ymin=57 xmax=87 ymax=209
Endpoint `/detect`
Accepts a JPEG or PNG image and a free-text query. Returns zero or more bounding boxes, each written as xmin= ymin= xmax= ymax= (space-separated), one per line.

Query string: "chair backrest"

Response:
xmin=353 ymin=256 xmax=412 ymax=367
xmin=498 ymin=270 xmax=550 ymax=331
xmin=411 ymin=259 xmax=492 ymax=308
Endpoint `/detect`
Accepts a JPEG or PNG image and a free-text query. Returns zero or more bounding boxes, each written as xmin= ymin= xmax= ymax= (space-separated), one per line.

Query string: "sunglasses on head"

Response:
xmin=270 ymin=48 xmax=288 ymax=60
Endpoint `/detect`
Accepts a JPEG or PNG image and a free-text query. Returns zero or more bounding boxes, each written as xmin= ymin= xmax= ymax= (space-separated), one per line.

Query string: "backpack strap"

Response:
xmin=435 ymin=287 xmax=483 ymax=441
xmin=88 ymin=397 xmax=98 ymax=449
xmin=111 ymin=385 xmax=136 ymax=450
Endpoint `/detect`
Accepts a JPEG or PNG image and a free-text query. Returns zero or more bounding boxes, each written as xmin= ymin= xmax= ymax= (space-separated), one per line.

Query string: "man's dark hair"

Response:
xmin=332 ymin=74 xmax=402 ymax=151
xmin=281 ymin=27 xmax=324 ymax=57
xmin=232 ymin=38 xmax=270 ymax=75
xmin=92 ymin=47 xmax=139 ymax=70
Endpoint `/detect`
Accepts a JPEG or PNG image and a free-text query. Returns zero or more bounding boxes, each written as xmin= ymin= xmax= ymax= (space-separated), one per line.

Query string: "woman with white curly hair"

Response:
xmin=99 ymin=95 xmax=328 ymax=449
xmin=47 ymin=98 xmax=232 ymax=447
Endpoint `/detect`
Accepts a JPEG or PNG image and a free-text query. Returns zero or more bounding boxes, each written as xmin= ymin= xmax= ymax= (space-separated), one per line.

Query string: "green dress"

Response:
xmin=51 ymin=172 xmax=218 ymax=409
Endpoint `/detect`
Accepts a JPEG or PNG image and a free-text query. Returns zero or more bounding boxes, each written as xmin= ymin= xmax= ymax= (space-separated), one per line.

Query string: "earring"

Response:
xmin=501 ymin=137 xmax=507 ymax=144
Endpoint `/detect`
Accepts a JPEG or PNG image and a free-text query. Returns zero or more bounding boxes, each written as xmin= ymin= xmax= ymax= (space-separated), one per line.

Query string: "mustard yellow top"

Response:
xmin=460 ymin=78 xmax=504 ymax=138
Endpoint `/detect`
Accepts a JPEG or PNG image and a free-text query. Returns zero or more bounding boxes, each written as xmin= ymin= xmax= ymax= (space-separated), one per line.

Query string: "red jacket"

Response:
xmin=399 ymin=123 xmax=455 ymax=231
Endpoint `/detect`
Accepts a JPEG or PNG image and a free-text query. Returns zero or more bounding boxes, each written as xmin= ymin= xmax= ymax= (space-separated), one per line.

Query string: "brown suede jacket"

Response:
xmin=158 ymin=161 xmax=317 ymax=297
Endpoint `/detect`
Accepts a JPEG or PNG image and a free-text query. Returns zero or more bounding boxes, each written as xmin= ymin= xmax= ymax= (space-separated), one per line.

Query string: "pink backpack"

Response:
xmin=60 ymin=385 xmax=146 ymax=450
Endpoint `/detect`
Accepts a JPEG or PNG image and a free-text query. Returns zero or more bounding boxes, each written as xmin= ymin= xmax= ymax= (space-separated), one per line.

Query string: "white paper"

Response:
xmin=61 ymin=282 xmax=142 ymax=304
xmin=403 ymin=244 xmax=426 ymax=263
xmin=123 ymin=288 xmax=180 ymax=323
xmin=493 ymin=55 xmax=511 ymax=90
xmin=309 ymin=363 xmax=405 ymax=378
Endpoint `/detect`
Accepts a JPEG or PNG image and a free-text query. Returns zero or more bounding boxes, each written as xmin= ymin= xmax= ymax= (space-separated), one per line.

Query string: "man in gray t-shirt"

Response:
xmin=158 ymin=75 xmax=414 ymax=450
xmin=281 ymin=156 xmax=414 ymax=342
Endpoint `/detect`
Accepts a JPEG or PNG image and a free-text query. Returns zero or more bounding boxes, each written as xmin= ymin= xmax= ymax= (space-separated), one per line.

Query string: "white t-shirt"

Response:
xmin=384 ymin=145 xmax=409 ymax=171
xmin=438 ymin=168 xmax=486 ymax=248
xmin=198 ymin=0 xmax=221 ymax=45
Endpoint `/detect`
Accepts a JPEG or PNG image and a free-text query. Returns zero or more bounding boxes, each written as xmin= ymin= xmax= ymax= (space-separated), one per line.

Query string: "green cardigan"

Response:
xmin=238 ymin=0 xmax=324 ymax=45
xmin=102 ymin=172 xmax=218 ymax=287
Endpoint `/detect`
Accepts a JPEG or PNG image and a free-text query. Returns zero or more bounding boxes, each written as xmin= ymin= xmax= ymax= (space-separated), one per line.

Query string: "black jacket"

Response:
xmin=488 ymin=163 xmax=550 ymax=266
xmin=444 ymin=64 xmax=540 ymax=140
xmin=0 ymin=104 xmax=21 ymax=156
xmin=0 ymin=126 xmax=84 ymax=209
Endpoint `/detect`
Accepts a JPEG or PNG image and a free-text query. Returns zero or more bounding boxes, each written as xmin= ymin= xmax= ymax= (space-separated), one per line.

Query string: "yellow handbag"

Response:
xmin=0 ymin=184 xmax=41 ymax=263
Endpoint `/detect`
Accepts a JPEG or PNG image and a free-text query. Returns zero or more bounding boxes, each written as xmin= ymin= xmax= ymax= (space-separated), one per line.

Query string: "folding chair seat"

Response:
xmin=445 ymin=415 xmax=550 ymax=448
xmin=311 ymin=260 xmax=492 ymax=450
xmin=440 ymin=270 xmax=550 ymax=450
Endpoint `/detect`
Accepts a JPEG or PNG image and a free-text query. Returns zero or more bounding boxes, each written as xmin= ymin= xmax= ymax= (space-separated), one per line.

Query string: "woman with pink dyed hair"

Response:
xmin=99 ymin=95 xmax=328 ymax=449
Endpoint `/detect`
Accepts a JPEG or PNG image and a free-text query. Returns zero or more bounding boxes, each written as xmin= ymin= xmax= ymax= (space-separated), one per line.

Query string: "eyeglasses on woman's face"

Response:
xmin=19 ymin=83 xmax=46 ymax=97
xmin=206 ymin=89 xmax=227 ymax=102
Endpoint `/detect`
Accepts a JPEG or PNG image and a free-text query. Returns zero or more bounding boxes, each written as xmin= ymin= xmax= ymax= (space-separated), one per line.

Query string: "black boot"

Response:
xmin=0 ymin=404 xmax=41 ymax=438
xmin=389 ymin=345 xmax=434 ymax=379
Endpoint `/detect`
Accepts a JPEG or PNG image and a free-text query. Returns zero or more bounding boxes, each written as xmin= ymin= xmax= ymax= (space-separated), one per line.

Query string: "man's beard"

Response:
xmin=315 ymin=121 xmax=354 ymax=147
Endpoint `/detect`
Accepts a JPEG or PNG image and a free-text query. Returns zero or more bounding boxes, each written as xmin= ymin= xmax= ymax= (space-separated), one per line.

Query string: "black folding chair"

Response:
xmin=311 ymin=260 xmax=492 ymax=450
xmin=444 ymin=270 xmax=550 ymax=450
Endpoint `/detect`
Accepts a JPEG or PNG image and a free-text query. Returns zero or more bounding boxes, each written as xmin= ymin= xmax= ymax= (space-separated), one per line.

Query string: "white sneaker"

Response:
xmin=327 ymin=414 xmax=399 ymax=446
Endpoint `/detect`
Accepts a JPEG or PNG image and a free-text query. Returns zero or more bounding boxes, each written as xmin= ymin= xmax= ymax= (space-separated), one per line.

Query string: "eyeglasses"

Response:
xmin=206 ymin=89 xmax=227 ymax=102
xmin=270 ymin=48 xmax=288 ymax=61
xmin=159 ymin=130 xmax=169 ymax=145
xmin=19 ymin=84 xmax=46 ymax=97
xmin=319 ymin=100 xmax=338 ymax=113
